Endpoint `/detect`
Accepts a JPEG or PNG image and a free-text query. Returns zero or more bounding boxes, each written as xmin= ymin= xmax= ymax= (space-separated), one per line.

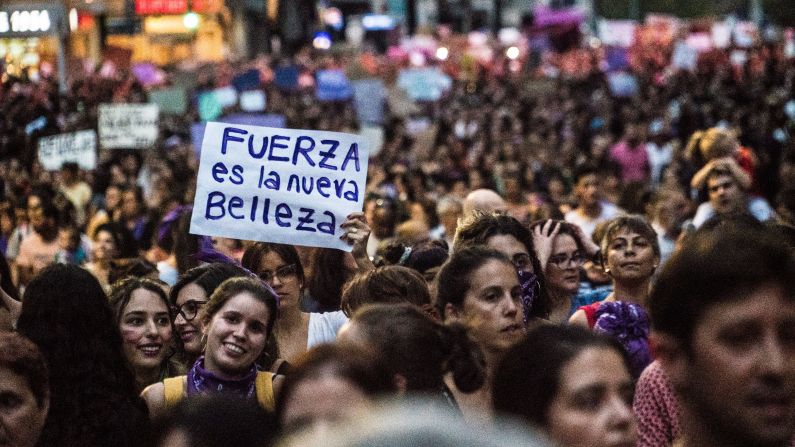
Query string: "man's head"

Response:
xmin=706 ymin=168 xmax=745 ymax=215
xmin=462 ymin=189 xmax=507 ymax=216
xmin=573 ymin=165 xmax=601 ymax=208
xmin=650 ymin=227 xmax=795 ymax=447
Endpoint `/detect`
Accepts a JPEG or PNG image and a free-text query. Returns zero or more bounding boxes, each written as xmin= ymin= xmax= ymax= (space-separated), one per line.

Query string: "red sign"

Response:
xmin=192 ymin=0 xmax=223 ymax=14
xmin=135 ymin=0 xmax=188 ymax=15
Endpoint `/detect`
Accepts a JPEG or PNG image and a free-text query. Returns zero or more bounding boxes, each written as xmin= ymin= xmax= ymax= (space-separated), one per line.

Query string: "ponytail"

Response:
xmin=438 ymin=323 xmax=486 ymax=393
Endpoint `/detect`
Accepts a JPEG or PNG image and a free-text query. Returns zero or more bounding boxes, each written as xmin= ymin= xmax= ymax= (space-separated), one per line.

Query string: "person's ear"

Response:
xmin=393 ymin=374 xmax=408 ymax=395
xmin=443 ymin=303 xmax=462 ymax=323
xmin=421 ymin=303 xmax=441 ymax=322
xmin=650 ymin=331 xmax=688 ymax=390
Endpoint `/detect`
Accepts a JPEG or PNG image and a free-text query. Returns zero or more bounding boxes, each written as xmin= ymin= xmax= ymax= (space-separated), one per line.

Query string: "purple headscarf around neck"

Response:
xmin=186 ymin=356 xmax=258 ymax=400
xmin=517 ymin=269 xmax=538 ymax=325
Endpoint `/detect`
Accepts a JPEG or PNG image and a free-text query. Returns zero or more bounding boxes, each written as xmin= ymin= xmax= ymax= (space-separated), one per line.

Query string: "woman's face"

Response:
xmin=0 ymin=367 xmax=49 ymax=447
xmin=203 ymin=293 xmax=270 ymax=378
xmin=451 ymin=259 xmax=525 ymax=355
xmin=105 ymin=186 xmax=121 ymax=211
xmin=281 ymin=375 xmax=370 ymax=435
xmin=119 ymin=288 xmax=173 ymax=373
xmin=486 ymin=234 xmax=534 ymax=274
xmin=174 ymin=283 xmax=209 ymax=355
xmin=92 ymin=230 xmax=118 ymax=261
xmin=604 ymin=228 xmax=658 ymax=283
xmin=546 ymin=347 xmax=636 ymax=447
xmin=545 ymin=234 xmax=582 ymax=296
xmin=257 ymin=251 xmax=301 ymax=311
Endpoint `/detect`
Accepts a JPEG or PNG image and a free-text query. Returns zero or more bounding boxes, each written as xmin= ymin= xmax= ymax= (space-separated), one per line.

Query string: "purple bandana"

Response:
xmin=516 ymin=269 xmax=538 ymax=325
xmin=186 ymin=356 xmax=258 ymax=400
xmin=593 ymin=301 xmax=652 ymax=378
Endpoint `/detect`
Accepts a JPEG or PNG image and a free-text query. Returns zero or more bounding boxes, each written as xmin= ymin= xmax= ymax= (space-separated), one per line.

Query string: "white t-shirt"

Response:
xmin=565 ymin=201 xmax=622 ymax=240
xmin=307 ymin=310 xmax=349 ymax=348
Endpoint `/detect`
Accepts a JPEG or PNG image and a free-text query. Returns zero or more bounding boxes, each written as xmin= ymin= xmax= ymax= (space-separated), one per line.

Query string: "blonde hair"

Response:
xmin=685 ymin=128 xmax=738 ymax=162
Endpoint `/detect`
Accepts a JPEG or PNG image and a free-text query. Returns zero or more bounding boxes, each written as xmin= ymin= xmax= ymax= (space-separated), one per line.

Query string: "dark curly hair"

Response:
xmin=15 ymin=264 xmax=152 ymax=447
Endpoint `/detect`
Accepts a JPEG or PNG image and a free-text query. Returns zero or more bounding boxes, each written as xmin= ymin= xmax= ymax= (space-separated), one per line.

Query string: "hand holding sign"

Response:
xmin=190 ymin=123 xmax=369 ymax=251
xmin=339 ymin=212 xmax=374 ymax=270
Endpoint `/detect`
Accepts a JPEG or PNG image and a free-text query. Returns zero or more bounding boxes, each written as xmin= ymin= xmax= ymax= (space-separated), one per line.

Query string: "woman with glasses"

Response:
xmin=241 ymin=242 xmax=350 ymax=373
xmin=142 ymin=277 xmax=279 ymax=418
xmin=109 ymin=277 xmax=183 ymax=391
xmin=454 ymin=212 xmax=551 ymax=324
xmin=569 ymin=215 xmax=659 ymax=377
xmin=531 ymin=220 xmax=599 ymax=323
xmin=169 ymin=263 xmax=250 ymax=367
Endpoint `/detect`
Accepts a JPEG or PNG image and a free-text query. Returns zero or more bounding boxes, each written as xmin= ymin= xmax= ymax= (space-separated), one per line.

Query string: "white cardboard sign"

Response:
xmin=190 ymin=122 xmax=369 ymax=251
xmin=37 ymin=130 xmax=97 ymax=171
xmin=98 ymin=103 xmax=159 ymax=149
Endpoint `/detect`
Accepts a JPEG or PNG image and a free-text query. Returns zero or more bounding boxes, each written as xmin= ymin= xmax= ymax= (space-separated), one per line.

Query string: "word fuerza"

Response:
xmin=201 ymin=126 xmax=364 ymax=234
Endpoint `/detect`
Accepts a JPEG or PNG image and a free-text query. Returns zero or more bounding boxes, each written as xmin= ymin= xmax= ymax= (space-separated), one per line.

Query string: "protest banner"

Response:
xmin=607 ymin=72 xmax=638 ymax=98
xmin=198 ymin=91 xmax=223 ymax=121
xmin=316 ymin=69 xmax=353 ymax=101
xmin=671 ymin=41 xmax=698 ymax=71
xmin=149 ymin=87 xmax=187 ymax=115
xmin=37 ymin=130 xmax=97 ymax=171
xmin=232 ymin=69 xmax=261 ymax=91
xmin=352 ymin=78 xmax=385 ymax=124
xmin=274 ymin=65 xmax=300 ymax=91
xmin=397 ymin=68 xmax=452 ymax=102
xmin=190 ymin=123 xmax=369 ymax=251
xmin=190 ymin=113 xmax=287 ymax=155
xmin=598 ymin=20 xmax=636 ymax=48
xmin=239 ymin=90 xmax=267 ymax=112
xmin=98 ymin=104 xmax=159 ymax=149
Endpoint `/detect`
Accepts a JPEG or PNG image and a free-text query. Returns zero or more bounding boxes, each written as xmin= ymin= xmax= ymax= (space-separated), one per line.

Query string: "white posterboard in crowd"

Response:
xmin=98 ymin=103 xmax=160 ymax=149
xmin=190 ymin=122 xmax=369 ymax=251
xmin=37 ymin=130 xmax=97 ymax=171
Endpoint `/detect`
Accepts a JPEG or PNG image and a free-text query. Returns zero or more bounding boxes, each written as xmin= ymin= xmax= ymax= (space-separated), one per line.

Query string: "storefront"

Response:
xmin=0 ymin=4 xmax=67 ymax=84
xmin=105 ymin=0 xmax=226 ymax=65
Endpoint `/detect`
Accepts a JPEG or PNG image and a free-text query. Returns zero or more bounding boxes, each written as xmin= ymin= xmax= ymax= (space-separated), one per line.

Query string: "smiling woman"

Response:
xmin=109 ymin=277 xmax=181 ymax=392
xmin=142 ymin=277 xmax=279 ymax=419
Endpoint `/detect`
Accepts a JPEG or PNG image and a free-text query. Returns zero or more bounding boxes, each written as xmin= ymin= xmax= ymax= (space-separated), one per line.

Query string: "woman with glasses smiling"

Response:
xmin=169 ymin=263 xmax=250 ymax=367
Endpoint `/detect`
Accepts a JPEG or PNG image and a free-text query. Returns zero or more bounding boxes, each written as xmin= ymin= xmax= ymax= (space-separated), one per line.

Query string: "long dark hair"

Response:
xmin=16 ymin=264 xmax=151 ymax=446
xmin=305 ymin=248 xmax=353 ymax=312
xmin=493 ymin=325 xmax=631 ymax=427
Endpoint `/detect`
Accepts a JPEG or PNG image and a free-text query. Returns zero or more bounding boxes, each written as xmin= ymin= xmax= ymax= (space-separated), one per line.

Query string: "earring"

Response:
xmin=200 ymin=333 xmax=208 ymax=346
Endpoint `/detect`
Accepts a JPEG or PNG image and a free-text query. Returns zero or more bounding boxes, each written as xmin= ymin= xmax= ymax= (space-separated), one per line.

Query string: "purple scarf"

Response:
xmin=593 ymin=301 xmax=652 ymax=378
xmin=516 ymin=269 xmax=539 ymax=325
xmin=186 ymin=356 xmax=258 ymax=400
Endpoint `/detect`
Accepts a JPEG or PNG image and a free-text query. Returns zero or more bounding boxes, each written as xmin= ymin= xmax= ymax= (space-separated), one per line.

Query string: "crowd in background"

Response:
xmin=0 ymin=23 xmax=793 ymax=447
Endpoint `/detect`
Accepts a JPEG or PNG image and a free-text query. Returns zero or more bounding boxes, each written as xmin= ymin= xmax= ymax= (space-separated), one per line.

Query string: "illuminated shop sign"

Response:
xmin=135 ymin=0 xmax=223 ymax=15
xmin=0 ymin=5 xmax=64 ymax=37
xmin=135 ymin=0 xmax=189 ymax=15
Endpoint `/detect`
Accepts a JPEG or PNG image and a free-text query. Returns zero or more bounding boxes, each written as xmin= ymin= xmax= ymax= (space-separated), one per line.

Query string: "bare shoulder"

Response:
xmin=568 ymin=309 xmax=589 ymax=327
xmin=141 ymin=382 xmax=166 ymax=419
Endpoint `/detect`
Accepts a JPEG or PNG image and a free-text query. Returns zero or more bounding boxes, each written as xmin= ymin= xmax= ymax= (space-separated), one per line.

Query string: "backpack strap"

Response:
xmin=255 ymin=372 xmax=276 ymax=412
xmin=163 ymin=376 xmax=187 ymax=408
xmin=163 ymin=373 xmax=274 ymax=411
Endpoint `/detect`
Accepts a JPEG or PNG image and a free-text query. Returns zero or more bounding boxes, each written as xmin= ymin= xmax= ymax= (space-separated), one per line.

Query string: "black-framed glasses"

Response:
xmin=172 ymin=300 xmax=207 ymax=321
xmin=548 ymin=252 xmax=585 ymax=268
xmin=512 ymin=253 xmax=534 ymax=272
xmin=258 ymin=264 xmax=298 ymax=284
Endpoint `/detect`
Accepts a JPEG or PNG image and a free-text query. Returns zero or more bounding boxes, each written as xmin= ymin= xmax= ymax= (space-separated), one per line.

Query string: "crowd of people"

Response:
xmin=0 ymin=22 xmax=794 ymax=447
